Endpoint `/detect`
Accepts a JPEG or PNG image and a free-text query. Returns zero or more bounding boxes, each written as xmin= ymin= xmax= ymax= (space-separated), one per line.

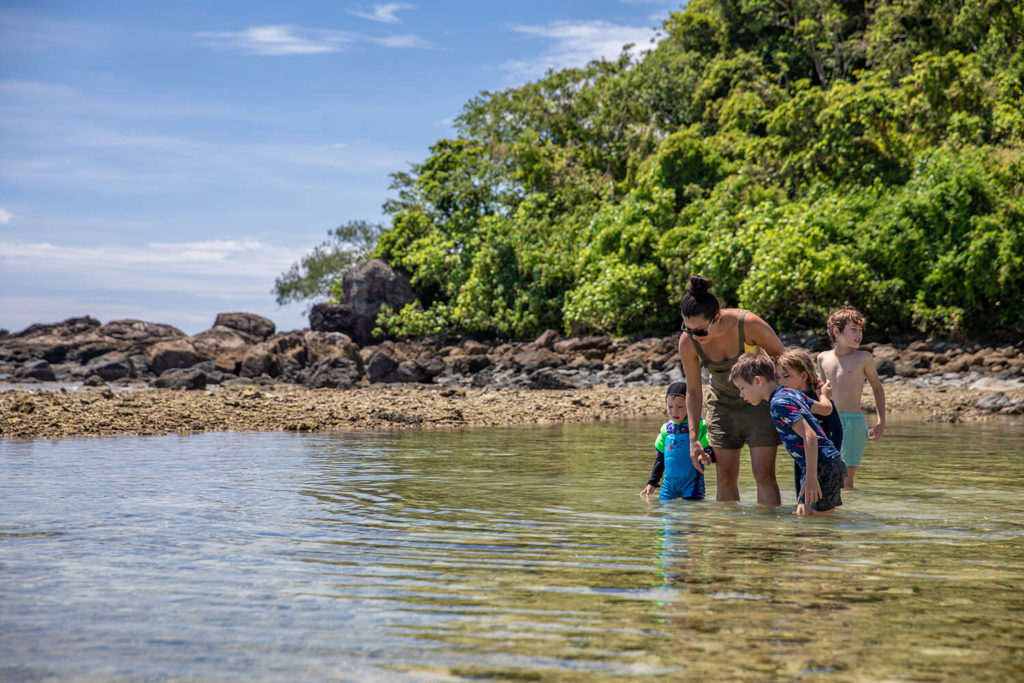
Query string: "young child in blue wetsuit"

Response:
xmin=778 ymin=347 xmax=844 ymax=500
xmin=640 ymin=382 xmax=713 ymax=501
xmin=729 ymin=354 xmax=846 ymax=516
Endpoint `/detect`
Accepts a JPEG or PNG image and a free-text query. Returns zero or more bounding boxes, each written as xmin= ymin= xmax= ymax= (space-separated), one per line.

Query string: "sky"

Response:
xmin=0 ymin=1 xmax=683 ymax=335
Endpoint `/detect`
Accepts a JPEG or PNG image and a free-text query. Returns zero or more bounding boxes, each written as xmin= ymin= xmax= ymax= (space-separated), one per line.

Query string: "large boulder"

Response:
xmin=213 ymin=312 xmax=275 ymax=342
xmin=0 ymin=316 xmax=103 ymax=364
xmin=97 ymin=319 xmax=185 ymax=344
xmin=148 ymin=339 xmax=203 ymax=375
xmin=305 ymin=357 xmax=362 ymax=389
xmin=84 ymin=351 xmax=135 ymax=381
xmin=309 ymin=259 xmax=416 ymax=345
xmin=14 ymin=360 xmax=56 ymax=382
xmin=190 ymin=326 xmax=252 ymax=373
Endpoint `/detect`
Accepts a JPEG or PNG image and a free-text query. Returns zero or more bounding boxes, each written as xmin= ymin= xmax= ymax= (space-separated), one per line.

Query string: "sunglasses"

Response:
xmin=682 ymin=325 xmax=710 ymax=337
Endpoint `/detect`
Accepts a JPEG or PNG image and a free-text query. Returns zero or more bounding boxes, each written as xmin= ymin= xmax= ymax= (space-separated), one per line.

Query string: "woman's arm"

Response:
xmin=678 ymin=334 xmax=710 ymax=473
xmin=743 ymin=311 xmax=785 ymax=357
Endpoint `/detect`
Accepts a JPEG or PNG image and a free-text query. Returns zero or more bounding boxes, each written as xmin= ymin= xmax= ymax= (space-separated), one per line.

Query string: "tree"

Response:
xmin=273 ymin=220 xmax=384 ymax=306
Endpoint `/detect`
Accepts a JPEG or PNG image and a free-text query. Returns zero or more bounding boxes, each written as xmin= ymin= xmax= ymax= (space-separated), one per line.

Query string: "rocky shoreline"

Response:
xmin=2 ymin=313 xmax=1023 ymax=439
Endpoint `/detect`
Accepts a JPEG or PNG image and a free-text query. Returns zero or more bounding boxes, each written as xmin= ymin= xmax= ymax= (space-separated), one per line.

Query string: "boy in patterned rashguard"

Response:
xmin=729 ymin=355 xmax=846 ymax=516
xmin=640 ymin=382 xmax=713 ymax=501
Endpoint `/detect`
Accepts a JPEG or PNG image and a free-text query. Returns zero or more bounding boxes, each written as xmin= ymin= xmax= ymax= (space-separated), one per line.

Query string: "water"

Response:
xmin=2 ymin=419 xmax=1023 ymax=681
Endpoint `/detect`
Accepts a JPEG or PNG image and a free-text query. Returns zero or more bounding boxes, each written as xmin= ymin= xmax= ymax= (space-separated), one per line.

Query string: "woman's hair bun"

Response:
xmin=687 ymin=275 xmax=714 ymax=297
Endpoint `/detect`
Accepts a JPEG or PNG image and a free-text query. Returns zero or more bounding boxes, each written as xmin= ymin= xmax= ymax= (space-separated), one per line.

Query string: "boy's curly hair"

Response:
xmin=826 ymin=306 xmax=866 ymax=344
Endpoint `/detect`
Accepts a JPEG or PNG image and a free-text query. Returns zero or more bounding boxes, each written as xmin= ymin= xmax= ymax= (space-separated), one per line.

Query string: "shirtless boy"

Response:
xmin=817 ymin=307 xmax=886 ymax=490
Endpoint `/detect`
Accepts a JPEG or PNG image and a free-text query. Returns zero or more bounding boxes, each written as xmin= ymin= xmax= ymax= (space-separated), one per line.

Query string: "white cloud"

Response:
xmin=0 ymin=208 xmax=12 ymax=224
xmin=502 ymin=20 xmax=658 ymax=81
xmin=196 ymin=25 xmax=354 ymax=55
xmin=196 ymin=23 xmax=431 ymax=55
xmin=346 ymin=3 xmax=416 ymax=24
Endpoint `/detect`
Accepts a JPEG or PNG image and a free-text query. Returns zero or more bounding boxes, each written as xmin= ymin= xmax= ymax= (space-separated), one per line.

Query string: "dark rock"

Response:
xmin=528 ymin=368 xmax=578 ymax=390
xmin=82 ymin=374 xmax=107 ymax=387
xmin=153 ymin=367 xmax=208 ymax=390
xmin=365 ymin=343 xmax=401 ymax=382
xmin=553 ymin=335 xmax=612 ymax=354
xmin=85 ymin=351 xmax=135 ymax=381
xmin=10 ymin=316 xmax=101 ymax=340
xmin=976 ymin=392 xmax=1012 ymax=412
xmin=309 ymin=259 xmax=416 ymax=345
xmin=238 ymin=333 xmax=305 ymax=379
xmin=148 ymin=339 xmax=203 ymax=375
xmin=14 ymin=360 xmax=56 ymax=382
xmin=511 ymin=348 xmax=563 ymax=373
xmin=98 ymin=319 xmax=185 ymax=343
xmin=305 ymin=357 xmax=362 ymax=389
xmin=452 ymin=355 xmax=492 ymax=375
xmin=875 ymin=358 xmax=896 ymax=377
xmin=190 ymin=326 xmax=251 ymax=372
xmin=534 ymin=329 xmax=561 ymax=349
xmin=213 ymin=312 xmax=275 ymax=342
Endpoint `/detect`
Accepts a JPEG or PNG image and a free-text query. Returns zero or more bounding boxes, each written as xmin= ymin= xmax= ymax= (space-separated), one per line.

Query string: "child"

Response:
xmin=817 ymin=307 xmax=886 ymax=490
xmin=778 ymin=347 xmax=844 ymax=499
xmin=729 ymin=354 xmax=846 ymax=516
xmin=640 ymin=382 xmax=713 ymax=501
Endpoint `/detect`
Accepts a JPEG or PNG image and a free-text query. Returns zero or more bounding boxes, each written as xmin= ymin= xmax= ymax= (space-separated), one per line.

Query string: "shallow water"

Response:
xmin=2 ymin=418 xmax=1022 ymax=681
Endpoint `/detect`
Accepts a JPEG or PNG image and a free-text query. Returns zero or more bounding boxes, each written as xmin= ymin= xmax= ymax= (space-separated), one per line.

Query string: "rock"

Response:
xmin=875 ymin=358 xmax=896 ymax=377
xmin=511 ymin=348 xmax=563 ymax=373
xmin=10 ymin=316 xmax=101 ymax=340
xmin=460 ymin=340 xmax=490 ymax=356
xmin=148 ymin=339 xmax=203 ymax=375
xmin=98 ymin=319 xmax=185 ymax=343
xmin=213 ymin=312 xmax=275 ymax=342
xmin=364 ymin=343 xmax=401 ymax=383
xmin=553 ymin=335 xmax=612 ymax=354
xmin=305 ymin=357 xmax=362 ymax=389
xmin=976 ymin=392 xmax=1012 ymax=411
xmin=153 ymin=367 xmax=208 ymax=390
xmin=191 ymin=326 xmax=252 ymax=373
xmin=534 ymin=329 xmax=562 ymax=349
xmin=14 ymin=360 xmax=56 ymax=382
xmin=82 ymin=374 xmax=107 ymax=387
xmin=528 ymin=368 xmax=578 ymax=390
xmin=84 ymin=351 xmax=135 ymax=381
xmin=301 ymin=330 xmax=364 ymax=373
xmin=309 ymin=259 xmax=416 ymax=345
xmin=238 ymin=333 xmax=305 ymax=379
xmin=452 ymin=355 xmax=493 ymax=375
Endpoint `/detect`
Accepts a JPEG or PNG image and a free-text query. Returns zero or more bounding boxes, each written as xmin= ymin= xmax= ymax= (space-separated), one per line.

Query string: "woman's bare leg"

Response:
xmin=749 ymin=445 xmax=781 ymax=506
xmin=713 ymin=448 xmax=742 ymax=501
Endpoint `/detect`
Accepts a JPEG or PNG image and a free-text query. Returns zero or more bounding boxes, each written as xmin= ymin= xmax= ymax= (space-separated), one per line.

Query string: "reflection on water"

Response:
xmin=2 ymin=419 xmax=1022 ymax=680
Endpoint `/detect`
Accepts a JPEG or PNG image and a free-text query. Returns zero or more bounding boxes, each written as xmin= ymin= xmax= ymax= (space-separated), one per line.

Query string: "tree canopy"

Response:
xmin=309 ymin=0 xmax=1024 ymax=340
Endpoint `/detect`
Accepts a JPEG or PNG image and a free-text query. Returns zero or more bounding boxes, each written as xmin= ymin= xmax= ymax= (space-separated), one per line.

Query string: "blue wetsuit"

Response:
xmin=792 ymin=389 xmax=844 ymax=496
xmin=770 ymin=387 xmax=845 ymax=511
xmin=646 ymin=420 xmax=710 ymax=501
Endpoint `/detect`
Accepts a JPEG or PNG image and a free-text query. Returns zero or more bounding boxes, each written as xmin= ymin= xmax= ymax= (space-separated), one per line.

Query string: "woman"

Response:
xmin=679 ymin=275 xmax=785 ymax=504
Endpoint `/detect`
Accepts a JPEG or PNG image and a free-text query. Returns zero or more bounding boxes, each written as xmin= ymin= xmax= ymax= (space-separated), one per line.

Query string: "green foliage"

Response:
xmin=291 ymin=0 xmax=1024 ymax=340
xmin=273 ymin=220 xmax=383 ymax=306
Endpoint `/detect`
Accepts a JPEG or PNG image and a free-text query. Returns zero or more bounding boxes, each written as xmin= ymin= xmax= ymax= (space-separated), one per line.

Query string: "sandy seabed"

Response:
xmin=2 ymin=381 xmax=1023 ymax=440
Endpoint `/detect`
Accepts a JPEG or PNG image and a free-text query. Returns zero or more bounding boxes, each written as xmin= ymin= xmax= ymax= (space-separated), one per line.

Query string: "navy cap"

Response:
xmin=666 ymin=381 xmax=687 ymax=396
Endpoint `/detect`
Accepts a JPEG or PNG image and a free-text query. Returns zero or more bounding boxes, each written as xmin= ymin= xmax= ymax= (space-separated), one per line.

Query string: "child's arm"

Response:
xmin=792 ymin=418 xmax=822 ymax=509
xmin=808 ymin=395 xmax=833 ymax=416
xmin=641 ymin=451 xmax=664 ymax=497
xmin=863 ymin=353 xmax=886 ymax=439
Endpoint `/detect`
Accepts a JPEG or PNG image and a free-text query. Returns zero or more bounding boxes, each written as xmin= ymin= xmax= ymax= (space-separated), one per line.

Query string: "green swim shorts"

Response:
xmin=838 ymin=412 xmax=868 ymax=467
xmin=705 ymin=399 xmax=781 ymax=451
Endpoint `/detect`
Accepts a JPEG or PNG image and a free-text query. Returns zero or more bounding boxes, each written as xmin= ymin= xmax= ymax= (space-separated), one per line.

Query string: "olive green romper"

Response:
xmin=693 ymin=310 xmax=781 ymax=450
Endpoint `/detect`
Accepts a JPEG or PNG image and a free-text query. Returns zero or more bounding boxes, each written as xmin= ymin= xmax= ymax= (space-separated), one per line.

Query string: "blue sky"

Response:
xmin=1 ymin=1 xmax=682 ymax=335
